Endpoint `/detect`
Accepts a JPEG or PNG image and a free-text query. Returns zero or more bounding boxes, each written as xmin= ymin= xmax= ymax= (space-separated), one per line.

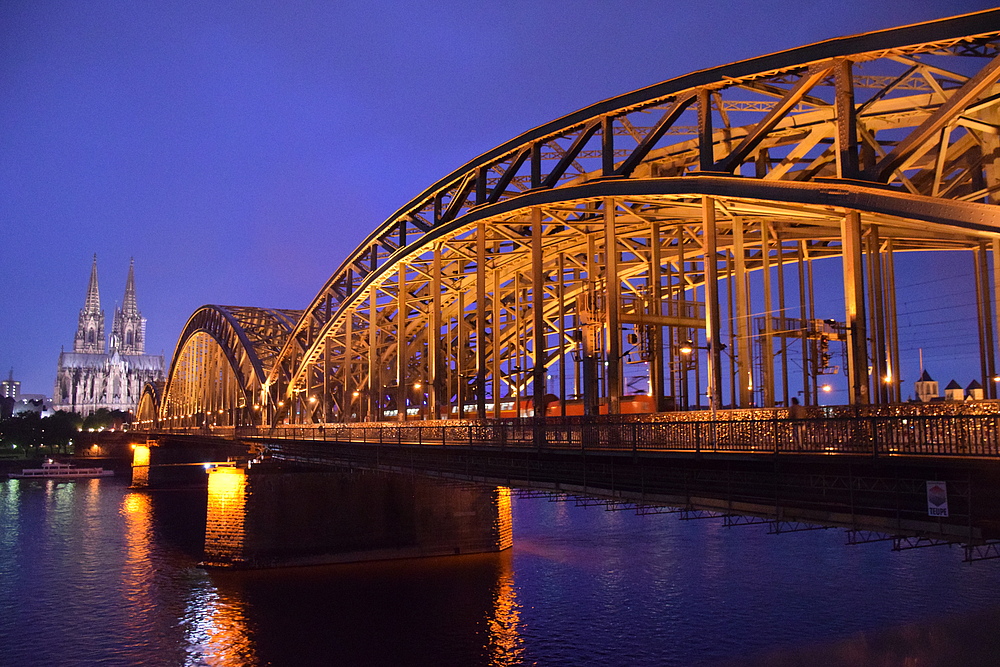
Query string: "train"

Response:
xmin=381 ymin=394 xmax=662 ymax=420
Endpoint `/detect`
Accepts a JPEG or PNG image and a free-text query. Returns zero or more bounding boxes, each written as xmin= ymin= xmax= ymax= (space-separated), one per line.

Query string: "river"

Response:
xmin=2 ymin=474 xmax=1000 ymax=666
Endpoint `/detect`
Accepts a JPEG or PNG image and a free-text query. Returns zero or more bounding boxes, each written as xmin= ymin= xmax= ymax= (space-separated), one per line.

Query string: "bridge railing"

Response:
xmin=217 ymin=412 xmax=1000 ymax=458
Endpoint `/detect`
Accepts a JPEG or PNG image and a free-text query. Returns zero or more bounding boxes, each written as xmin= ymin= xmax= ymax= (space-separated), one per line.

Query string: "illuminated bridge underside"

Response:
xmin=156 ymin=11 xmax=1000 ymax=427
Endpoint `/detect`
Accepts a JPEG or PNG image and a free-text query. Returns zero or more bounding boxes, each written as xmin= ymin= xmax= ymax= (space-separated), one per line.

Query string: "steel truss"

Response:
xmin=151 ymin=12 xmax=1000 ymax=428
xmin=148 ymin=306 xmax=300 ymax=429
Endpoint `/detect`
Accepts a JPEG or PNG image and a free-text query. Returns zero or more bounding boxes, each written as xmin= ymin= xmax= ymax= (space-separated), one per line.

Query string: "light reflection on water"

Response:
xmin=487 ymin=565 xmax=525 ymax=666
xmin=181 ymin=578 xmax=257 ymax=667
xmin=2 ymin=477 xmax=1000 ymax=666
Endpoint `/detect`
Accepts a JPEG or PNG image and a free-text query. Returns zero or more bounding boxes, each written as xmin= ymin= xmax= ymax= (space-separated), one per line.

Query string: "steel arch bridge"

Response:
xmin=139 ymin=10 xmax=1000 ymax=431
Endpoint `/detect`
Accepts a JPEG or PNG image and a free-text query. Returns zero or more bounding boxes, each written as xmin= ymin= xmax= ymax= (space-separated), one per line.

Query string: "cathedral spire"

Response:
xmin=121 ymin=258 xmax=138 ymax=318
xmin=85 ymin=254 xmax=101 ymax=313
xmin=111 ymin=257 xmax=145 ymax=355
xmin=74 ymin=254 xmax=105 ymax=354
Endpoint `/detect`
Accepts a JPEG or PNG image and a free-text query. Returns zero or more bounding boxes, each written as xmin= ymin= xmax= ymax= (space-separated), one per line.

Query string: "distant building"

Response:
xmin=914 ymin=369 xmax=939 ymax=403
xmin=13 ymin=394 xmax=52 ymax=417
xmin=966 ymin=379 xmax=984 ymax=401
xmin=52 ymin=256 xmax=165 ymax=417
xmin=944 ymin=379 xmax=964 ymax=402
xmin=1 ymin=369 xmax=20 ymax=400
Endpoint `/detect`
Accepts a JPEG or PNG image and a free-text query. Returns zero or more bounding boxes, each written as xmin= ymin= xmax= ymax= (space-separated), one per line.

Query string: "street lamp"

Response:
xmin=678 ymin=339 xmax=726 ymax=419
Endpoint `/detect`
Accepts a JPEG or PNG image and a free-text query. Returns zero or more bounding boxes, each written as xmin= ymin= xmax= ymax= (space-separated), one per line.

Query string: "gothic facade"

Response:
xmin=53 ymin=256 xmax=165 ymax=417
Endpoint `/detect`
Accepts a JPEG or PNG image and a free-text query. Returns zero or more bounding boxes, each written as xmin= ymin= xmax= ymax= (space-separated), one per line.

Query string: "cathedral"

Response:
xmin=53 ymin=256 xmax=165 ymax=417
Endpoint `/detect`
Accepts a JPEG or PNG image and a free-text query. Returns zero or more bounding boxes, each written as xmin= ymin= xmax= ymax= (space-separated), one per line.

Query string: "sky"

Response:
xmin=1 ymin=0 xmax=996 ymax=396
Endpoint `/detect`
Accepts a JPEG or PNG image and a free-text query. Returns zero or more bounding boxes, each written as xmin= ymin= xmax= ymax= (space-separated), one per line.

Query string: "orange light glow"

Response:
xmin=205 ymin=467 xmax=247 ymax=566
xmin=487 ymin=536 xmax=523 ymax=665
xmin=132 ymin=445 xmax=151 ymax=467
xmin=131 ymin=445 xmax=151 ymax=487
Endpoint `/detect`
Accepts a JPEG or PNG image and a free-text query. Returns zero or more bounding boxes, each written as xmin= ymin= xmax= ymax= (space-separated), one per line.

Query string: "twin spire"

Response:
xmin=74 ymin=255 xmax=145 ymax=356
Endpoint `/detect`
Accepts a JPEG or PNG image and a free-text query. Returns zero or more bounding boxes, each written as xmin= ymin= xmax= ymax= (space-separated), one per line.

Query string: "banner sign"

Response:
xmin=927 ymin=481 xmax=948 ymax=518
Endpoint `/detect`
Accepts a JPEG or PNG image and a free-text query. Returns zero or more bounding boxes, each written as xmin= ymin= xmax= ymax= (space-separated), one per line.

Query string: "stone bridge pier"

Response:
xmin=201 ymin=463 xmax=512 ymax=568
xmin=130 ymin=439 xmax=511 ymax=568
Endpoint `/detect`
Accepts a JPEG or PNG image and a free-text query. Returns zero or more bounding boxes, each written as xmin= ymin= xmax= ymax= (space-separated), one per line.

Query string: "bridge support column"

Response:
xmin=761 ymin=220 xmax=775 ymax=407
xmin=866 ymin=225 xmax=888 ymax=403
xmin=477 ymin=222 xmax=488 ymax=419
xmin=430 ymin=246 xmax=442 ymax=419
xmin=841 ymin=210 xmax=869 ymax=405
xmin=582 ymin=234 xmax=600 ymax=416
xmin=733 ymin=218 xmax=753 ymax=408
xmin=994 ymin=239 xmax=1000 ymax=398
xmin=702 ymin=196 xmax=723 ymax=412
xmin=203 ymin=466 xmax=513 ymax=569
xmin=397 ymin=263 xmax=408 ymax=422
xmin=604 ymin=198 xmax=622 ymax=415
xmin=974 ymin=243 xmax=996 ymax=396
xmin=650 ymin=223 xmax=666 ymax=410
xmin=369 ymin=289 xmax=380 ymax=421
xmin=532 ymin=207 xmax=547 ymax=418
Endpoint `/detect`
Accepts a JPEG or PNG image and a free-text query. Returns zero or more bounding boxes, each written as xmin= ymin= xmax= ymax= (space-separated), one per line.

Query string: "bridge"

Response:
xmin=125 ymin=11 xmax=1000 ymax=566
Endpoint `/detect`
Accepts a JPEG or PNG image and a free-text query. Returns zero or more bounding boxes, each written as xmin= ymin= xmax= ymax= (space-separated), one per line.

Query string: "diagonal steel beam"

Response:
xmin=867 ymin=52 xmax=1000 ymax=182
xmin=487 ymin=148 xmax=531 ymax=204
xmin=615 ymin=93 xmax=697 ymax=178
xmin=542 ymin=121 xmax=601 ymax=189
xmin=714 ymin=64 xmax=835 ymax=173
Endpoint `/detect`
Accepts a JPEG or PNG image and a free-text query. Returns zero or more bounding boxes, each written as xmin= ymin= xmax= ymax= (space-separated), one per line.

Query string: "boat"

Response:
xmin=9 ymin=460 xmax=114 ymax=479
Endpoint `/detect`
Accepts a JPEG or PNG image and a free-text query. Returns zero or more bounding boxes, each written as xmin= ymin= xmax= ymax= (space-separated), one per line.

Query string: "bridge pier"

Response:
xmin=130 ymin=436 xmax=250 ymax=488
xmin=202 ymin=464 xmax=512 ymax=568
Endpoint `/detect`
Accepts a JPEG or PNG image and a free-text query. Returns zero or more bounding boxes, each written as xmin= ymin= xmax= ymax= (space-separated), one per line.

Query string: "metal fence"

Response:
xmin=156 ymin=412 xmax=1000 ymax=458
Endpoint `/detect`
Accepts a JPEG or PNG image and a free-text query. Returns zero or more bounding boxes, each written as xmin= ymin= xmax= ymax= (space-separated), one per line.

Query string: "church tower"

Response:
xmin=73 ymin=254 xmax=105 ymax=354
xmin=111 ymin=259 xmax=146 ymax=355
xmin=54 ymin=256 xmax=165 ymax=417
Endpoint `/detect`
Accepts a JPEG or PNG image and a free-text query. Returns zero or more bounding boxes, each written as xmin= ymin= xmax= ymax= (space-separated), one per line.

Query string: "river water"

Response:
xmin=2 ymin=474 xmax=1000 ymax=666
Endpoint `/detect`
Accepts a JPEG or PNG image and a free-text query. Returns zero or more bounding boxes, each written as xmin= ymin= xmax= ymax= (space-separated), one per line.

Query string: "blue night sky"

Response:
xmin=1 ymin=0 xmax=995 ymax=396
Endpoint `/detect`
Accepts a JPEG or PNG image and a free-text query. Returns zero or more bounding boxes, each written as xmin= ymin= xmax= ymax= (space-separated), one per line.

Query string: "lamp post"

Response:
xmin=679 ymin=339 xmax=725 ymax=422
xmin=412 ymin=382 xmax=424 ymax=420
xmin=350 ymin=390 xmax=361 ymax=422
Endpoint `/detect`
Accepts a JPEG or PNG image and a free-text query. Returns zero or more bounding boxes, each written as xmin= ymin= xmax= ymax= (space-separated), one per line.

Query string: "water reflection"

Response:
xmin=181 ymin=577 xmax=258 ymax=666
xmin=5 ymin=477 xmax=1000 ymax=666
xmin=0 ymin=481 xmax=22 ymax=609
xmin=487 ymin=558 xmax=524 ymax=665
xmin=714 ymin=606 xmax=1000 ymax=666
xmin=121 ymin=491 xmax=154 ymax=598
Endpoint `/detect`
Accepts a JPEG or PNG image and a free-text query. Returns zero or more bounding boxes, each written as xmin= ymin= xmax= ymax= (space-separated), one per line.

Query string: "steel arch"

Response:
xmin=159 ymin=305 xmax=300 ymax=426
xmin=264 ymin=10 xmax=1000 ymax=422
xmin=135 ymin=381 xmax=163 ymax=428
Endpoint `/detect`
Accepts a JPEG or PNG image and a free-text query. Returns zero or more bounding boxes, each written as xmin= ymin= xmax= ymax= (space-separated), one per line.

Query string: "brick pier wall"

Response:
xmin=203 ymin=465 xmax=511 ymax=568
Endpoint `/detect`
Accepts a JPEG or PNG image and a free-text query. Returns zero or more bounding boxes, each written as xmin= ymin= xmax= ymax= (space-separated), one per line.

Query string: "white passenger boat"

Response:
xmin=9 ymin=460 xmax=114 ymax=479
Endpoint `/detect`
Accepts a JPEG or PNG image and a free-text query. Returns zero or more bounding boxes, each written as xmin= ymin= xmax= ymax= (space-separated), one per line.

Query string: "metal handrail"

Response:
xmin=148 ymin=412 xmax=1000 ymax=459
